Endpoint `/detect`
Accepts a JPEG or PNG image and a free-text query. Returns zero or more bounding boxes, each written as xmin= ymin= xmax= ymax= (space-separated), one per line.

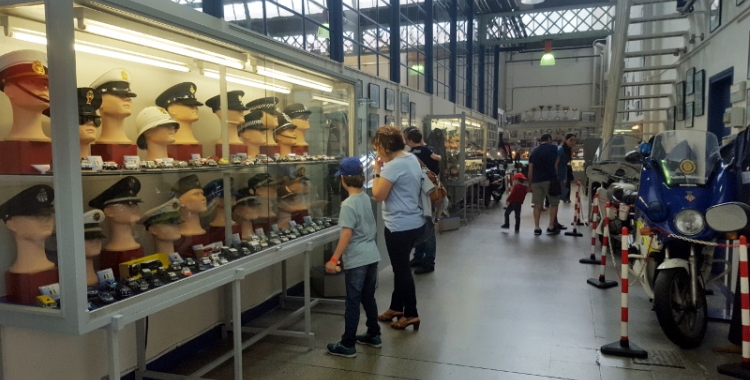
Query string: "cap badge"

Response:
xmin=172 ymin=202 xmax=179 ymax=210
xmin=86 ymin=90 xmax=94 ymax=105
xmin=31 ymin=61 xmax=45 ymax=75
xmin=37 ymin=188 xmax=48 ymax=203
xmin=190 ymin=85 xmax=196 ymax=94
xmin=238 ymin=95 xmax=243 ymax=102
xmin=158 ymin=107 xmax=168 ymax=114
xmin=121 ymin=71 xmax=128 ymax=81
xmin=93 ymin=212 xmax=101 ymax=221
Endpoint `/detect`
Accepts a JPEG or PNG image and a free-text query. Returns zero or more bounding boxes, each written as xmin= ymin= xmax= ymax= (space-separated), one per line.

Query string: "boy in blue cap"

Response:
xmin=326 ymin=157 xmax=382 ymax=358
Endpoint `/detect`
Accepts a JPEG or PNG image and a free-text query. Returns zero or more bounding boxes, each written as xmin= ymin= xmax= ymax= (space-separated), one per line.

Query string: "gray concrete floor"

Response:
xmin=199 ymin=190 xmax=742 ymax=379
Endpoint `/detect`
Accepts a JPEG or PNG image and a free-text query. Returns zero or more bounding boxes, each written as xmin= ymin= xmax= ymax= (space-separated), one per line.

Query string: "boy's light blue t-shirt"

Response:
xmin=380 ymin=154 xmax=425 ymax=232
xmin=339 ymin=191 xmax=380 ymax=270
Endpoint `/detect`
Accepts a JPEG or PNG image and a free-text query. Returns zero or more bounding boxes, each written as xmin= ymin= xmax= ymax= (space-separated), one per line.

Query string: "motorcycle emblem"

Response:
xmin=680 ymin=159 xmax=696 ymax=175
xmin=685 ymin=191 xmax=695 ymax=202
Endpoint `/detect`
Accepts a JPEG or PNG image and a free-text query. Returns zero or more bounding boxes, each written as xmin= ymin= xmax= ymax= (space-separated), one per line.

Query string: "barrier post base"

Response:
xmin=718 ymin=363 xmax=750 ymax=378
xmin=587 ymin=277 xmax=618 ymax=289
xmin=579 ymin=257 xmax=600 ymax=265
xmin=601 ymin=340 xmax=647 ymax=359
xmin=565 ymin=230 xmax=584 ymax=237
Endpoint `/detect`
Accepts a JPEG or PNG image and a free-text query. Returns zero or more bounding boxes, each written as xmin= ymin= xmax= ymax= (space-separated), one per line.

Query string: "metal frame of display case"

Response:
xmin=0 ymin=0 xmax=359 ymax=379
xmin=424 ymin=113 xmax=488 ymax=222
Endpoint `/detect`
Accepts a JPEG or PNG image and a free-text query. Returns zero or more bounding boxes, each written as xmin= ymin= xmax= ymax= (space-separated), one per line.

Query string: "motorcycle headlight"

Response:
xmin=674 ymin=209 xmax=705 ymax=236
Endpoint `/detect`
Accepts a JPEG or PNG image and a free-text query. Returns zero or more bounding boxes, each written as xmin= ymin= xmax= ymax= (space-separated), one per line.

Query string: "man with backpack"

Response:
xmin=405 ymin=128 xmax=442 ymax=274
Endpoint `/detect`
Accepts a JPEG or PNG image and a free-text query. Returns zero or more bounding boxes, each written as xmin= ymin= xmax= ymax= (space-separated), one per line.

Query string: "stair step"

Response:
xmin=624 ymin=64 xmax=677 ymax=72
xmin=615 ymin=120 xmax=667 ymax=125
xmin=628 ymin=31 xmax=688 ymax=41
xmin=625 ymin=48 xmax=684 ymax=58
xmin=620 ymin=94 xmax=670 ymax=100
xmin=631 ymin=13 xmax=687 ymax=23
xmin=633 ymin=0 xmax=674 ymax=4
xmin=622 ymin=80 xmax=674 ymax=86
xmin=617 ymin=108 xmax=670 ymax=113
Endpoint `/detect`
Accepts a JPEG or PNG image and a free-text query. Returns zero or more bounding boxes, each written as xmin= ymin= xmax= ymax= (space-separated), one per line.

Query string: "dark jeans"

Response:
xmin=413 ymin=219 xmax=436 ymax=268
xmin=341 ymin=262 xmax=381 ymax=347
xmin=385 ymin=226 xmax=422 ymax=318
xmin=504 ymin=202 xmax=522 ymax=230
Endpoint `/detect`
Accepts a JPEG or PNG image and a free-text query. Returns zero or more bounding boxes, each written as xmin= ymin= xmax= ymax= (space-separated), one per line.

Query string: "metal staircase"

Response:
xmin=603 ymin=0 xmax=692 ymax=140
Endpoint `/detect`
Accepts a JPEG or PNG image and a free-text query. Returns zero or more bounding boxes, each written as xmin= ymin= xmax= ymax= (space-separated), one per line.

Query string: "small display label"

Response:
xmin=168 ymin=252 xmax=184 ymax=263
xmin=271 ymin=224 xmax=280 ymax=232
xmin=289 ymin=221 xmax=297 ymax=228
xmin=39 ymin=283 xmax=61 ymax=300
xmin=87 ymin=156 xmax=103 ymax=171
xmin=191 ymin=154 xmax=202 ymax=160
xmin=96 ymin=268 xmax=115 ymax=284
xmin=255 ymin=228 xmax=265 ymax=236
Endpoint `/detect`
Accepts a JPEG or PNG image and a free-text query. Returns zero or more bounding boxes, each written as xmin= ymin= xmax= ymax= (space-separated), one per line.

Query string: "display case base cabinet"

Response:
xmin=90 ymin=144 xmax=137 ymax=165
xmin=101 ymin=247 xmax=145 ymax=279
xmin=207 ymin=225 xmax=241 ymax=246
xmin=0 ymin=141 xmax=52 ymax=174
xmin=174 ymin=233 xmax=211 ymax=258
xmin=5 ymin=268 xmax=58 ymax=305
xmin=168 ymin=144 xmax=203 ymax=161
xmin=214 ymin=144 xmax=247 ymax=158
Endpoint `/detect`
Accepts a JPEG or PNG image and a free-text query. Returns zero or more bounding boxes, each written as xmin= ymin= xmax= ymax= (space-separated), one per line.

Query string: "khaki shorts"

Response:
xmin=531 ymin=181 xmax=560 ymax=207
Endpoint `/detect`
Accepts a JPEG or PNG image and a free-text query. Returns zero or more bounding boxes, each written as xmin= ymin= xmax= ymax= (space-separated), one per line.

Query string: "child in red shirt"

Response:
xmin=501 ymin=173 xmax=529 ymax=233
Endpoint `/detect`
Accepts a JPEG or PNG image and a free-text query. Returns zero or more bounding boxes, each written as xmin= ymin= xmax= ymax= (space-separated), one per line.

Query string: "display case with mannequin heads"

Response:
xmin=0 ymin=0 xmax=358 ymax=341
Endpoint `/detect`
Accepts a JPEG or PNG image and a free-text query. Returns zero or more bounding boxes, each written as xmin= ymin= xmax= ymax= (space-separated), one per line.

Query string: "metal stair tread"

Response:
xmin=617 ymin=108 xmax=670 ymax=113
xmin=633 ymin=0 xmax=676 ymax=4
xmin=624 ymin=48 xmax=684 ymax=57
xmin=621 ymin=80 xmax=674 ymax=86
xmin=619 ymin=94 xmax=670 ymax=100
xmin=615 ymin=120 xmax=667 ymax=125
xmin=627 ymin=31 xmax=688 ymax=41
xmin=631 ymin=13 xmax=687 ymax=23
xmin=624 ymin=64 xmax=677 ymax=72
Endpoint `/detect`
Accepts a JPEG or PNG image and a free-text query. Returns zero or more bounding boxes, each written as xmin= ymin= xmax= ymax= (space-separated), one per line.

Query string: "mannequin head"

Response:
xmin=284 ymin=103 xmax=312 ymax=131
xmin=167 ymin=103 xmax=199 ymax=123
xmin=148 ymin=223 xmax=182 ymax=242
xmin=85 ymin=239 xmax=102 ymax=259
xmin=79 ymin=119 xmax=99 ymax=145
xmin=291 ymin=118 xmax=310 ymax=131
xmin=145 ymin=124 xmax=177 ymax=145
xmin=179 ymin=189 xmax=207 ymax=213
xmin=213 ymin=109 xmax=245 ymax=125
xmin=100 ymin=93 xmax=132 ymax=118
xmin=77 ymin=87 xmax=103 ymax=148
xmin=6 ymin=215 xmax=54 ymax=239
xmin=103 ymin=203 xmax=141 ymax=225
xmin=4 ymin=78 xmax=49 ymax=111
xmin=234 ymin=204 xmax=260 ymax=221
xmin=262 ymin=111 xmax=278 ymax=128
xmin=240 ymin=129 xmax=267 ymax=145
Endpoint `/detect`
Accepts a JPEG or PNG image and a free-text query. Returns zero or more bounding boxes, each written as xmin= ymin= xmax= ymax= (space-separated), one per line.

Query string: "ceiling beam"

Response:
xmin=480 ymin=30 xmax=612 ymax=46
xmin=479 ymin=1 xmax=614 ymax=18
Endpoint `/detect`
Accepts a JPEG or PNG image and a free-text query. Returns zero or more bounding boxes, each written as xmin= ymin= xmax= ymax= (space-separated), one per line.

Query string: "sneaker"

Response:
xmin=409 ymin=258 xmax=422 ymax=268
xmin=515 ymin=229 xmax=520 ymax=233
xmin=546 ymin=227 xmax=560 ymax=235
xmin=500 ymin=224 xmax=509 ymax=229
xmin=327 ymin=342 xmax=357 ymax=358
xmin=555 ymin=223 xmax=567 ymax=230
xmin=534 ymin=228 xmax=542 ymax=235
xmin=414 ymin=265 xmax=435 ymax=275
xmin=356 ymin=334 xmax=382 ymax=348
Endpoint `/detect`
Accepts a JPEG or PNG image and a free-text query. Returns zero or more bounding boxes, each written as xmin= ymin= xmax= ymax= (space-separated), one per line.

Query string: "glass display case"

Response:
xmin=0 ymin=0 xmax=354 ymax=338
xmin=426 ymin=114 xmax=487 ymax=184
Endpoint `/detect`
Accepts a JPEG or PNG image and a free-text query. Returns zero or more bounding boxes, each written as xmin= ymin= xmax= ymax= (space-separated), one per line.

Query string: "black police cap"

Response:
xmin=235 ymin=187 xmax=262 ymax=207
xmin=88 ymin=176 xmax=142 ymax=210
xmin=284 ymin=103 xmax=312 ymax=119
xmin=0 ymin=185 xmax=54 ymax=222
xmin=204 ymin=90 xmax=247 ymax=113
xmin=273 ymin=112 xmax=297 ymax=139
xmin=237 ymin=110 xmax=267 ymax=136
xmin=78 ymin=87 xmax=102 ymax=117
xmin=245 ymin=97 xmax=279 ymax=112
xmin=247 ymin=173 xmax=276 ymax=195
xmin=172 ymin=174 xmax=202 ymax=198
xmin=155 ymin=82 xmax=204 ymax=109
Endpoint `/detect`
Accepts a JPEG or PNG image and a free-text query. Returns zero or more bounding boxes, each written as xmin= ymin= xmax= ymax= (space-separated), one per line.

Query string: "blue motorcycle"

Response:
xmin=627 ymin=130 xmax=736 ymax=348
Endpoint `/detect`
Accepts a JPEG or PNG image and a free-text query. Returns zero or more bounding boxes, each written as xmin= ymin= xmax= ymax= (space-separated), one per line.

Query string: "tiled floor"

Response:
xmin=200 ymin=191 xmax=741 ymax=379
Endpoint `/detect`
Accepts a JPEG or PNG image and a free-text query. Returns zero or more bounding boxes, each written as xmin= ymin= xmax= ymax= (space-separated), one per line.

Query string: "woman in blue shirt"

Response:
xmin=372 ymin=125 xmax=424 ymax=331
xmin=557 ymin=133 xmax=577 ymax=203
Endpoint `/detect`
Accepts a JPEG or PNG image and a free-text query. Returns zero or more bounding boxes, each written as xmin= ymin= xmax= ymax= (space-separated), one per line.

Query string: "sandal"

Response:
xmin=378 ymin=309 xmax=404 ymax=322
xmin=391 ymin=316 xmax=420 ymax=331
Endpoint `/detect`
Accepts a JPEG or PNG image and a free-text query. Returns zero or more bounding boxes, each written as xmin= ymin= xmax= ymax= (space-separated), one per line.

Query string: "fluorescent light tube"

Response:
xmin=10 ymin=29 xmax=190 ymax=72
xmin=202 ymin=69 xmax=291 ymax=94
xmin=312 ymin=95 xmax=348 ymax=105
xmin=256 ymin=66 xmax=333 ymax=92
xmin=82 ymin=20 xmax=245 ymax=69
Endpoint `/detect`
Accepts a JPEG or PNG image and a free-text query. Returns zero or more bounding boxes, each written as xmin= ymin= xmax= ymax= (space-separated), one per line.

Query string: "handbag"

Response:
xmin=549 ymin=178 xmax=562 ymax=196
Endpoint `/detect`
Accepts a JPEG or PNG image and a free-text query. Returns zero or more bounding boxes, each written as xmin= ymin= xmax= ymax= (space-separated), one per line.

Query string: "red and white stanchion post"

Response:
xmin=718 ymin=236 xmax=750 ymax=378
xmin=601 ymin=227 xmax=648 ymax=358
xmin=565 ymin=199 xmax=584 ymax=237
xmin=573 ymin=179 xmax=586 ymax=226
xmin=588 ymin=202 xmax=618 ymax=289
xmin=580 ymin=201 xmax=600 ymax=264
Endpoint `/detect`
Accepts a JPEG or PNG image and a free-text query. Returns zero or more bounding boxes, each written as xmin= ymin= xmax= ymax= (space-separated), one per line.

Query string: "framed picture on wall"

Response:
xmin=384 ymin=88 xmax=396 ymax=111
xmin=355 ymin=79 xmax=363 ymax=100
xmin=694 ymin=69 xmax=706 ymax=116
xmin=368 ymin=83 xmax=380 ymax=109
xmin=676 ymin=81 xmax=685 ymax=121
xmin=409 ymin=102 xmax=416 ymax=120
xmin=384 ymin=115 xmax=395 ymax=126
xmin=368 ymin=113 xmax=379 ymax=136
xmin=710 ymin=0 xmax=721 ymax=32
xmin=667 ymin=106 xmax=676 ymax=130
xmin=686 ymin=102 xmax=695 ymax=128
xmin=686 ymin=67 xmax=695 ymax=95
xmin=400 ymin=92 xmax=410 ymax=113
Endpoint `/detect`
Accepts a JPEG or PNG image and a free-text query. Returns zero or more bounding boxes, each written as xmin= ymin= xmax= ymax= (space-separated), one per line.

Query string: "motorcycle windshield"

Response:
xmin=651 ymin=130 xmax=720 ymax=186
xmin=596 ymin=134 xmax=642 ymax=163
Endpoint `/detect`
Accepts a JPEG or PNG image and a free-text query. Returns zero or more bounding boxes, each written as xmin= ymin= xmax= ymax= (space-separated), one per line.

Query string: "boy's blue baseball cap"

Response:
xmin=335 ymin=157 xmax=363 ymax=177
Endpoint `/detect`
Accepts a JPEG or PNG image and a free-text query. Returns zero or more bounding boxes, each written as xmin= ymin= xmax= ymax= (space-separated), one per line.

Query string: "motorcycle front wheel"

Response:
xmin=653 ymin=268 xmax=707 ymax=348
